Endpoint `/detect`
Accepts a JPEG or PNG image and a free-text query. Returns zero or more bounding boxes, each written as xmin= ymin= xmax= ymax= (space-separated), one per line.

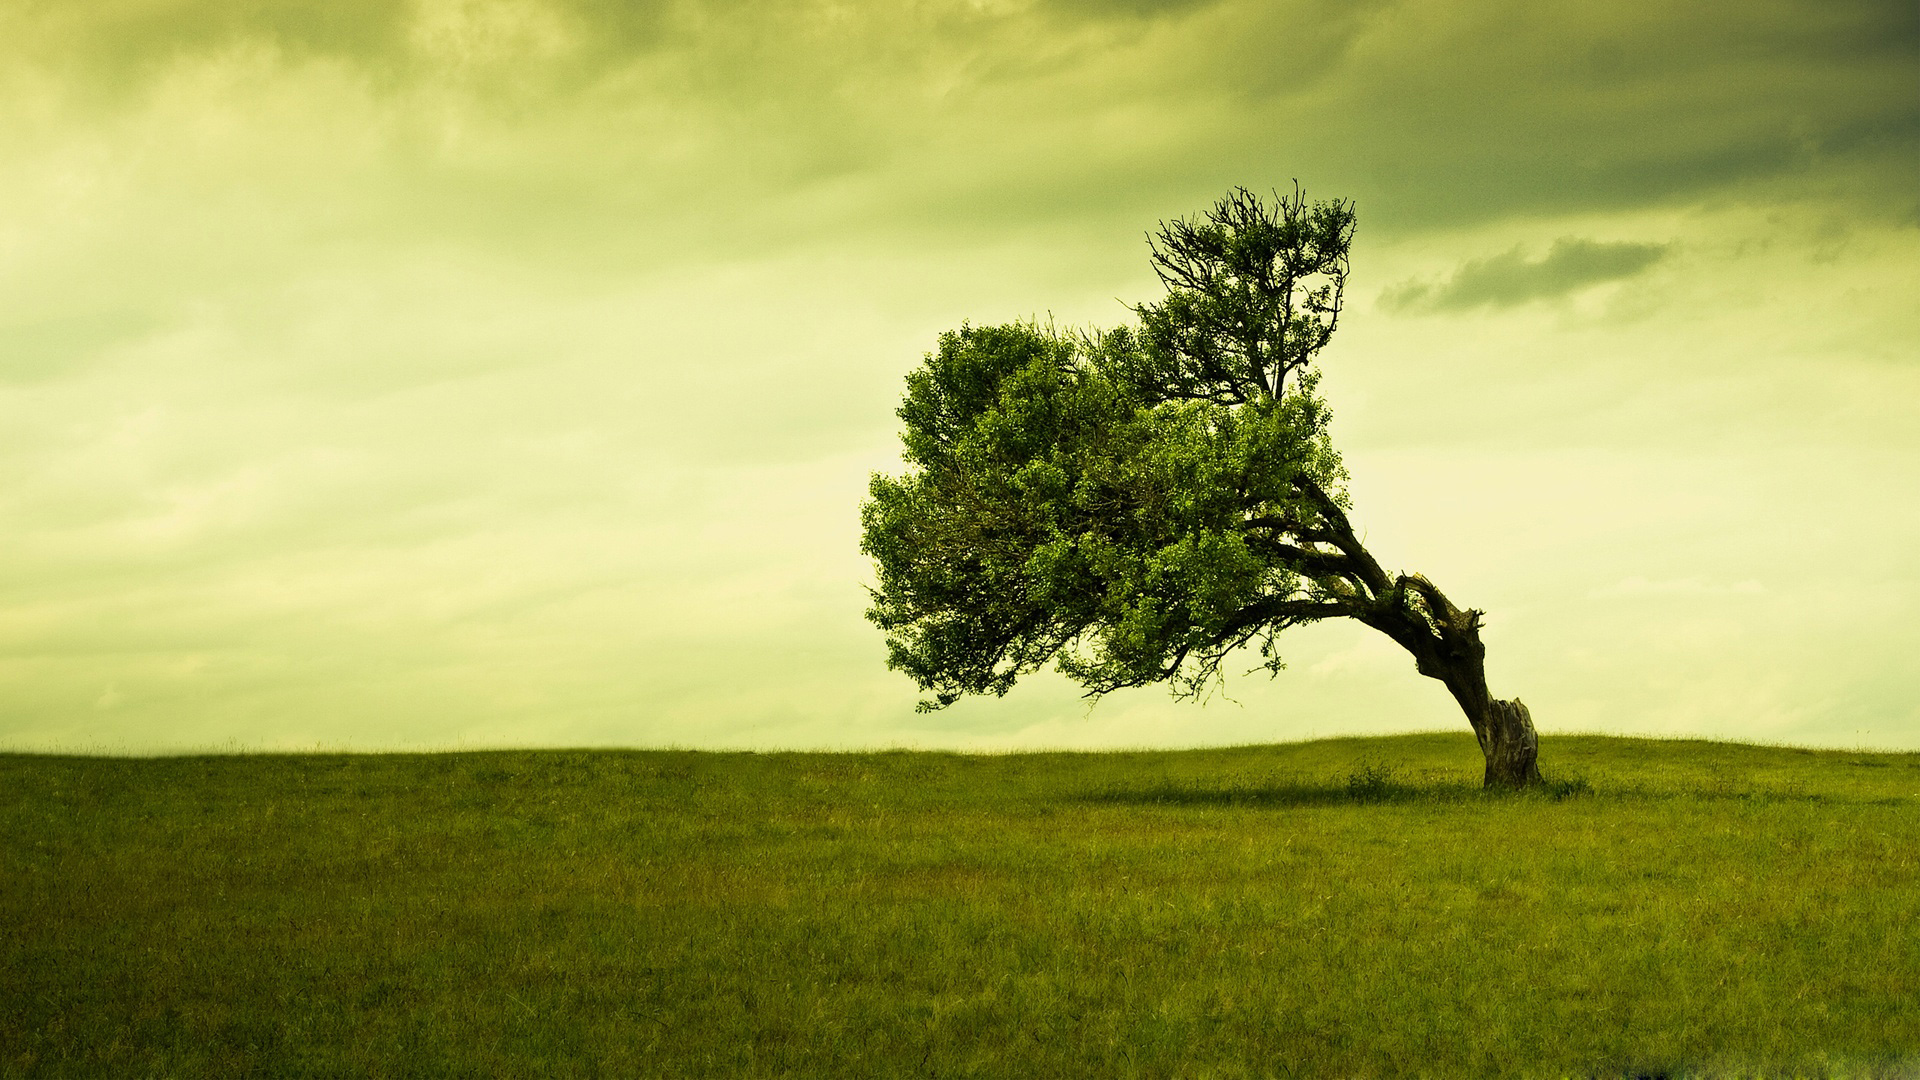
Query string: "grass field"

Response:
xmin=4 ymin=734 xmax=1920 ymax=1078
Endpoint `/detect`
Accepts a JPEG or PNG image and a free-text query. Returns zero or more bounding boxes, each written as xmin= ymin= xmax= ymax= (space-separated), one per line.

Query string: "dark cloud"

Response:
xmin=1296 ymin=1 xmax=1920 ymax=229
xmin=1380 ymin=238 xmax=1670 ymax=313
xmin=21 ymin=0 xmax=409 ymax=94
xmin=1039 ymin=0 xmax=1226 ymax=19
xmin=9 ymin=0 xmax=1915 ymax=244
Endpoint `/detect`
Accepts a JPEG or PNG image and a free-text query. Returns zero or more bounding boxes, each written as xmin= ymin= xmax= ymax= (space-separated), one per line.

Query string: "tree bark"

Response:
xmin=1423 ymin=616 xmax=1541 ymax=790
xmin=1358 ymin=574 xmax=1541 ymax=789
xmin=1477 ymin=698 xmax=1539 ymax=788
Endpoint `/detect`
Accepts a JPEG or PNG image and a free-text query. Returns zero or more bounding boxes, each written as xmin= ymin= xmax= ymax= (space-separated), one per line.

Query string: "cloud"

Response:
xmin=2 ymin=0 xmax=1913 ymax=245
xmin=1379 ymin=238 xmax=1670 ymax=313
xmin=0 ymin=311 xmax=157 ymax=385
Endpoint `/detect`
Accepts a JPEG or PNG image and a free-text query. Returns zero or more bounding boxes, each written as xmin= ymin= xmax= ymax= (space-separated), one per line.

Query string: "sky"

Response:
xmin=2 ymin=0 xmax=1917 ymax=754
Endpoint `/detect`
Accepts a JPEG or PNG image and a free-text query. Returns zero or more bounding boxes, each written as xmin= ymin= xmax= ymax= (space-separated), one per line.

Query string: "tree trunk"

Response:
xmin=1426 ymin=655 xmax=1540 ymax=788
xmin=1473 ymin=697 xmax=1541 ymax=789
xmin=1282 ymin=478 xmax=1541 ymax=787
xmin=1366 ymin=574 xmax=1542 ymax=789
xmin=1428 ymin=628 xmax=1541 ymax=790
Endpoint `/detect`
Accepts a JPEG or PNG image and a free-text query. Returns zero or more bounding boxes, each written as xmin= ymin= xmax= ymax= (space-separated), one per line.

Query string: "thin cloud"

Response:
xmin=1380 ymin=238 xmax=1670 ymax=313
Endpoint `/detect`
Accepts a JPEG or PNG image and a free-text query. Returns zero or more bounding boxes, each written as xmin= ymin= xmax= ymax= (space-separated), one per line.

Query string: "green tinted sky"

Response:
xmin=3 ymin=0 xmax=1917 ymax=752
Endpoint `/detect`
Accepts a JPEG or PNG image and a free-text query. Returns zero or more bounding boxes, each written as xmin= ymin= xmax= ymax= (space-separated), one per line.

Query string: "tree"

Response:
xmin=860 ymin=186 xmax=1542 ymax=788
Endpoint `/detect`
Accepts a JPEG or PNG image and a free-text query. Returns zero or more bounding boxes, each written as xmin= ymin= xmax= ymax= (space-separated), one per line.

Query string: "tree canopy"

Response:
xmin=861 ymin=187 xmax=1542 ymax=786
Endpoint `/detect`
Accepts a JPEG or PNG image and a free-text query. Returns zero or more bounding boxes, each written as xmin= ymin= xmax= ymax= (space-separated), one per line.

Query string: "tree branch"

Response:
xmin=1242 ymin=515 xmax=1340 ymax=548
xmin=1243 ymin=536 xmax=1367 ymax=589
xmin=1222 ymin=596 xmax=1356 ymax=637
xmin=1289 ymin=475 xmax=1392 ymax=597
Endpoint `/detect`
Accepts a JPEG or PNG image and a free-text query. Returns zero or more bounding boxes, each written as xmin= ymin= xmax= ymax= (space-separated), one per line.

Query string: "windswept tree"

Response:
xmin=861 ymin=187 xmax=1541 ymax=787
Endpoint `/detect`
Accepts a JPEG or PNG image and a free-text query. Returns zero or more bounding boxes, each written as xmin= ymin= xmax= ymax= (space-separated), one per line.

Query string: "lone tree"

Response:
xmin=860 ymin=186 xmax=1541 ymax=787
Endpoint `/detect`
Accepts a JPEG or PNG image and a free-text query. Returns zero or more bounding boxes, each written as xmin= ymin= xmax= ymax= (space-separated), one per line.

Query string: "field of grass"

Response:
xmin=4 ymin=733 xmax=1920 ymax=1078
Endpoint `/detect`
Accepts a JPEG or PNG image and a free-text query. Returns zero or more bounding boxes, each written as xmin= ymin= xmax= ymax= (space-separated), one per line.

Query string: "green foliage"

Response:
xmin=862 ymin=321 xmax=1346 ymax=709
xmin=863 ymin=188 xmax=1371 ymax=712
xmin=6 ymin=738 xmax=1920 ymax=1077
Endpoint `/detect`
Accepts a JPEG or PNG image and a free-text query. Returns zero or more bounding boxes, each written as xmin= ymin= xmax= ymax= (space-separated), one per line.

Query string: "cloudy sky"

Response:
xmin=3 ymin=0 xmax=1916 ymax=753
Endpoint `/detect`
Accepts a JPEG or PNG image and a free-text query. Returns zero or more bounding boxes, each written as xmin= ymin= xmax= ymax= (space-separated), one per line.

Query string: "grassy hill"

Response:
xmin=4 ymin=734 xmax=1919 ymax=1077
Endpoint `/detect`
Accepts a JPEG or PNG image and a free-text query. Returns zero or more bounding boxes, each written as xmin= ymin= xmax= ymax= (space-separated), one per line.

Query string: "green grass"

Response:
xmin=4 ymin=734 xmax=1920 ymax=1078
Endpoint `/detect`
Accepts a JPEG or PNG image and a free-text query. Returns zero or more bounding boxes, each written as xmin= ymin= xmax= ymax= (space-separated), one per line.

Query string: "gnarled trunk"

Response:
xmin=1477 ymin=697 xmax=1540 ymax=789
xmin=1282 ymin=478 xmax=1540 ymax=787
xmin=1425 ymin=618 xmax=1540 ymax=789
xmin=1362 ymin=572 xmax=1541 ymax=789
